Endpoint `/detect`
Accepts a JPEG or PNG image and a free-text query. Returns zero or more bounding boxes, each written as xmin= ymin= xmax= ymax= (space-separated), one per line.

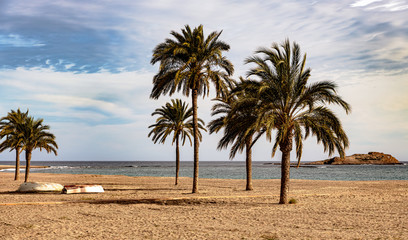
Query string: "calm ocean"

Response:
xmin=1 ymin=161 xmax=407 ymax=181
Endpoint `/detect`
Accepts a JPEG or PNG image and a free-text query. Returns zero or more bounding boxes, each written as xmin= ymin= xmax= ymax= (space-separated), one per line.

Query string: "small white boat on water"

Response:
xmin=17 ymin=182 xmax=64 ymax=193
xmin=62 ymin=185 xmax=104 ymax=194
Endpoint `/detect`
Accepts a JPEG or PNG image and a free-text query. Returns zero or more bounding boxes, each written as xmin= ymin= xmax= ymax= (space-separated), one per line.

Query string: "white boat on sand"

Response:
xmin=17 ymin=182 xmax=64 ymax=193
xmin=62 ymin=185 xmax=104 ymax=194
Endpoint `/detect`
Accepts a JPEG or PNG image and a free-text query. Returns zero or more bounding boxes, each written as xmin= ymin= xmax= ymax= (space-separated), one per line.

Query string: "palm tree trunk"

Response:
xmin=279 ymin=149 xmax=291 ymax=204
xmin=279 ymin=136 xmax=293 ymax=204
xmin=175 ymin=136 xmax=180 ymax=185
xmin=24 ymin=150 xmax=32 ymax=183
xmin=14 ymin=147 xmax=21 ymax=181
xmin=245 ymin=136 xmax=253 ymax=191
xmin=192 ymin=89 xmax=199 ymax=193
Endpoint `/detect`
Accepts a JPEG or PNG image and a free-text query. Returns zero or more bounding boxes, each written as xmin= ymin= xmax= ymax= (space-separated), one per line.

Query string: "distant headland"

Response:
xmin=307 ymin=152 xmax=401 ymax=165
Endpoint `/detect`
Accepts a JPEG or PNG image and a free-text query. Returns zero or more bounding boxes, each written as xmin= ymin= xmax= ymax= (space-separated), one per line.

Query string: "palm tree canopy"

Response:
xmin=150 ymin=24 xmax=234 ymax=99
xmin=17 ymin=116 xmax=58 ymax=155
xmin=148 ymin=99 xmax=206 ymax=146
xmin=244 ymin=39 xmax=351 ymax=163
xmin=0 ymin=109 xmax=29 ymax=152
xmin=208 ymin=77 xmax=261 ymax=158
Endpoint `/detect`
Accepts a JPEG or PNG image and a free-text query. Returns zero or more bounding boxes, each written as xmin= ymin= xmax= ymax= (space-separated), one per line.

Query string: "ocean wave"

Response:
xmin=0 ymin=168 xmax=17 ymax=172
xmin=47 ymin=166 xmax=80 ymax=169
xmin=0 ymin=168 xmax=27 ymax=172
xmin=292 ymin=165 xmax=327 ymax=169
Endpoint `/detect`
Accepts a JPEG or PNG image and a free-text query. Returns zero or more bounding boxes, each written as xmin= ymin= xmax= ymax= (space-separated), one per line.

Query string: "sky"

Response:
xmin=0 ymin=0 xmax=407 ymax=162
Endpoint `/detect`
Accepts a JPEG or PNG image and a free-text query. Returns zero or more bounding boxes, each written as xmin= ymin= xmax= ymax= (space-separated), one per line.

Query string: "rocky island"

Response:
xmin=307 ymin=152 xmax=401 ymax=165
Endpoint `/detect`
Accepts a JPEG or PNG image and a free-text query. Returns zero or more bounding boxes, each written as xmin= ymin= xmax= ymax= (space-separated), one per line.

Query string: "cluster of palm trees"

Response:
xmin=149 ymin=25 xmax=350 ymax=204
xmin=0 ymin=109 xmax=58 ymax=182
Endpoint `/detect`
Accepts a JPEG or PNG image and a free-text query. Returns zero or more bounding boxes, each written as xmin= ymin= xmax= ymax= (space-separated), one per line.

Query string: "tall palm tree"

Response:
xmin=0 ymin=109 xmax=29 ymax=180
xmin=208 ymin=78 xmax=261 ymax=191
xmin=245 ymin=39 xmax=351 ymax=204
xmin=148 ymin=99 xmax=206 ymax=185
xmin=17 ymin=116 xmax=58 ymax=182
xmin=150 ymin=25 xmax=234 ymax=193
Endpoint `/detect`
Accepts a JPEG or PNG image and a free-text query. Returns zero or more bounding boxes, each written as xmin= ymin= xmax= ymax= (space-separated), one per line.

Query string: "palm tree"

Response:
xmin=17 ymin=116 xmax=58 ymax=182
xmin=148 ymin=99 xmax=206 ymax=185
xmin=0 ymin=109 xmax=29 ymax=180
xmin=245 ymin=39 xmax=351 ymax=204
xmin=208 ymin=78 xmax=260 ymax=191
xmin=150 ymin=25 xmax=234 ymax=193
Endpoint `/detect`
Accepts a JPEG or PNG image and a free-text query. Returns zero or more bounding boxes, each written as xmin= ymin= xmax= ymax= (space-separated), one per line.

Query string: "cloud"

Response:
xmin=33 ymin=94 xmax=133 ymax=123
xmin=351 ymin=0 xmax=383 ymax=7
xmin=0 ymin=67 xmax=155 ymax=125
xmin=0 ymin=34 xmax=45 ymax=47
xmin=0 ymin=1 xmax=149 ymax=72
xmin=1 ymin=0 xmax=407 ymax=76
xmin=368 ymin=1 xmax=408 ymax=11
xmin=351 ymin=0 xmax=408 ymax=11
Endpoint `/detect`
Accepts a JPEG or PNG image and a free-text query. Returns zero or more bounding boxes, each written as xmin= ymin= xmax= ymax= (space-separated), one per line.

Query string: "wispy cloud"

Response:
xmin=1 ymin=0 xmax=407 ymax=75
xmin=0 ymin=67 xmax=154 ymax=125
xmin=351 ymin=0 xmax=408 ymax=11
xmin=351 ymin=0 xmax=383 ymax=7
xmin=0 ymin=34 xmax=45 ymax=47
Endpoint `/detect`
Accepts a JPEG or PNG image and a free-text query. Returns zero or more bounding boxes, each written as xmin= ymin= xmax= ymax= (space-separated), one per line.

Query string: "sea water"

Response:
xmin=1 ymin=161 xmax=407 ymax=181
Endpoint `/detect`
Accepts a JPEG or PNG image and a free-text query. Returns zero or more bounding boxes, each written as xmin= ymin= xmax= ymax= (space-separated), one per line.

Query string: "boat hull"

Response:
xmin=17 ymin=182 xmax=64 ymax=193
xmin=62 ymin=185 xmax=104 ymax=194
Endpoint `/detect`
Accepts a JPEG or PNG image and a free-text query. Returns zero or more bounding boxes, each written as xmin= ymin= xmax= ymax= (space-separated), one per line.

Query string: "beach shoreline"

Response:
xmin=0 ymin=165 xmax=49 ymax=170
xmin=0 ymin=172 xmax=407 ymax=239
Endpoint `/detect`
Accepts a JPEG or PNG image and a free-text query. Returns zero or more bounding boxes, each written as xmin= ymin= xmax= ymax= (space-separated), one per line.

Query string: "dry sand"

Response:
xmin=0 ymin=172 xmax=407 ymax=240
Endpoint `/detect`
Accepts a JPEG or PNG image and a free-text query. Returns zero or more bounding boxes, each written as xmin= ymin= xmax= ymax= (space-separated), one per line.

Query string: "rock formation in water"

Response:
xmin=308 ymin=152 xmax=400 ymax=165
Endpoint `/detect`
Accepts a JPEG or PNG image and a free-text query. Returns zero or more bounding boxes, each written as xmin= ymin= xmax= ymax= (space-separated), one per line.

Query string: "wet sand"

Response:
xmin=0 ymin=172 xmax=407 ymax=239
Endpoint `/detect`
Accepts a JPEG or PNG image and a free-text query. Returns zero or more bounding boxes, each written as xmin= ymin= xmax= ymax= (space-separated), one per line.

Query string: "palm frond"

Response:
xmin=148 ymin=99 xmax=206 ymax=146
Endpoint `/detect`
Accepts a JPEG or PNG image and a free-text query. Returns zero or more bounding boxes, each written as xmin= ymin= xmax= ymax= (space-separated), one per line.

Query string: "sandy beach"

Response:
xmin=0 ymin=172 xmax=407 ymax=240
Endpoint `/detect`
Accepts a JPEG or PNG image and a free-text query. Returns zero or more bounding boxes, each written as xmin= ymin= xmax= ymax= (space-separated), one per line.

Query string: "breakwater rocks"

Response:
xmin=308 ymin=152 xmax=400 ymax=165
